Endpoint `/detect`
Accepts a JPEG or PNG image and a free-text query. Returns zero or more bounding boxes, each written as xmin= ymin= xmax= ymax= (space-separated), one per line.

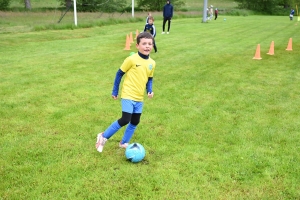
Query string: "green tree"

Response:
xmin=65 ymin=0 xmax=72 ymax=7
xmin=58 ymin=0 xmax=127 ymax=12
xmin=0 ymin=0 xmax=10 ymax=10
xmin=234 ymin=0 xmax=300 ymax=14
xmin=136 ymin=0 xmax=185 ymax=11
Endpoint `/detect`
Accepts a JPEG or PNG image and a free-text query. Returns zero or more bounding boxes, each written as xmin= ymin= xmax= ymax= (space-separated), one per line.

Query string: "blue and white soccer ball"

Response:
xmin=125 ymin=143 xmax=146 ymax=163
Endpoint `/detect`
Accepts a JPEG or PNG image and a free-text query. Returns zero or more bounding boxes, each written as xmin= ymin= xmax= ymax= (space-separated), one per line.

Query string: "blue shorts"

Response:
xmin=121 ymin=99 xmax=143 ymax=114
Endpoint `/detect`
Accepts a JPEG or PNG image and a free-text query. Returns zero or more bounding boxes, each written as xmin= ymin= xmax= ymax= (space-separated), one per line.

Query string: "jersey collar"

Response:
xmin=138 ymin=51 xmax=149 ymax=60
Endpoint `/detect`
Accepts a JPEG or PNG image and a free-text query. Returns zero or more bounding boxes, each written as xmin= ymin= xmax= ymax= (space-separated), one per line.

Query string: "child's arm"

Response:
xmin=112 ymin=69 xmax=125 ymax=99
xmin=152 ymin=25 xmax=156 ymax=38
xmin=146 ymin=77 xmax=154 ymax=98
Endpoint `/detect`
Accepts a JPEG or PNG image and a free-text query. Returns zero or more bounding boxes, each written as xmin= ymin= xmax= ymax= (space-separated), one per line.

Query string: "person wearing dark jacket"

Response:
xmin=162 ymin=0 xmax=173 ymax=34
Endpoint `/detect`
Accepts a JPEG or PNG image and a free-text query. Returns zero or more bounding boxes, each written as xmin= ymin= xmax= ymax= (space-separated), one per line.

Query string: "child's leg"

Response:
xmin=103 ymin=99 xmax=134 ymax=139
xmin=103 ymin=113 xmax=131 ymax=139
xmin=121 ymin=102 xmax=143 ymax=144
xmin=121 ymin=113 xmax=141 ymax=144
xmin=102 ymin=120 xmax=121 ymax=139
xmin=121 ymin=122 xmax=137 ymax=144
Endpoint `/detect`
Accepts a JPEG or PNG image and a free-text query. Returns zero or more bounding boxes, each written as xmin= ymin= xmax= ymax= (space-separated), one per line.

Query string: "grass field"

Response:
xmin=1 ymin=6 xmax=300 ymax=200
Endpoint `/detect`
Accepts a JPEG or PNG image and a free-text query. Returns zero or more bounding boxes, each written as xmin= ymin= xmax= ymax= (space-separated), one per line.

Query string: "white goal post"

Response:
xmin=74 ymin=0 xmax=78 ymax=26
xmin=202 ymin=0 xmax=208 ymax=22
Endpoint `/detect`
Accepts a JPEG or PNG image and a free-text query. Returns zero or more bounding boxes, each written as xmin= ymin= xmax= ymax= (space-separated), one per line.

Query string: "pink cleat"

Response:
xmin=119 ymin=142 xmax=129 ymax=149
xmin=95 ymin=133 xmax=107 ymax=153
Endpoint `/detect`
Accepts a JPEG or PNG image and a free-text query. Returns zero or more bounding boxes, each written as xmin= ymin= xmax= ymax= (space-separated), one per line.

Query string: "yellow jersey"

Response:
xmin=120 ymin=53 xmax=155 ymax=101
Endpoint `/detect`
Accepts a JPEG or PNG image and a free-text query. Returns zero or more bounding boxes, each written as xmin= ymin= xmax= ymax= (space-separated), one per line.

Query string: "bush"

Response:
xmin=0 ymin=0 xmax=10 ymax=10
xmin=137 ymin=0 xmax=185 ymax=11
xmin=57 ymin=0 xmax=127 ymax=12
xmin=226 ymin=9 xmax=253 ymax=16
xmin=270 ymin=7 xmax=291 ymax=16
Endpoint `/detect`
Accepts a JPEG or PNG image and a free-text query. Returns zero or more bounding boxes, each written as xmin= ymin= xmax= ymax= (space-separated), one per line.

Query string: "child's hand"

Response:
xmin=112 ymin=95 xmax=118 ymax=100
xmin=147 ymin=92 xmax=154 ymax=98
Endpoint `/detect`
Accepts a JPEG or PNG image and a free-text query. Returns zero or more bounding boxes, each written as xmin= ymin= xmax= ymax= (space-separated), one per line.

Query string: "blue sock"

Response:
xmin=103 ymin=121 xmax=121 ymax=139
xmin=121 ymin=123 xmax=137 ymax=144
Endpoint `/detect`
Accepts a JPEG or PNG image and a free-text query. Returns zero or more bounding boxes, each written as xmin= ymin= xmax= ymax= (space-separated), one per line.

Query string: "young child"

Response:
xmin=290 ymin=8 xmax=295 ymax=20
xmin=95 ymin=32 xmax=156 ymax=153
xmin=146 ymin=12 xmax=151 ymax=24
xmin=144 ymin=16 xmax=157 ymax=53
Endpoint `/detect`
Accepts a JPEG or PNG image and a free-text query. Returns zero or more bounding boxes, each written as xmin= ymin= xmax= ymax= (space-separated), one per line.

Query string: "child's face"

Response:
xmin=136 ymin=38 xmax=153 ymax=55
xmin=148 ymin=19 xmax=153 ymax=25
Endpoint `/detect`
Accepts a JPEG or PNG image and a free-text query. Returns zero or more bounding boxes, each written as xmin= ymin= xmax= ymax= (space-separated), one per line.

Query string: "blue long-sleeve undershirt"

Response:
xmin=112 ymin=69 xmax=125 ymax=96
xmin=146 ymin=77 xmax=153 ymax=93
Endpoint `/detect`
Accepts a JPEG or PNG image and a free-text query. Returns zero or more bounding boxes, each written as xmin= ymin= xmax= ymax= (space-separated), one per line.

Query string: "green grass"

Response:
xmin=1 ymin=15 xmax=300 ymax=199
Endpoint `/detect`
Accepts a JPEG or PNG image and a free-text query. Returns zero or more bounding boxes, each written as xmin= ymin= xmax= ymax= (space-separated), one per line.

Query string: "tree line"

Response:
xmin=0 ymin=0 xmax=298 ymax=14
xmin=235 ymin=0 xmax=299 ymax=14
xmin=0 ymin=0 xmax=184 ymax=11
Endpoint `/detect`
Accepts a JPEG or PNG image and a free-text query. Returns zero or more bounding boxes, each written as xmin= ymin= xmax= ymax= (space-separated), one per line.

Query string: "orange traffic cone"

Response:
xmin=267 ymin=41 xmax=274 ymax=55
xmin=253 ymin=44 xmax=262 ymax=60
xmin=286 ymin=38 xmax=292 ymax=51
xmin=124 ymin=34 xmax=130 ymax=50
xmin=129 ymin=32 xmax=134 ymax=43
xmin=135 ymin=29 xmax=139 ymax=40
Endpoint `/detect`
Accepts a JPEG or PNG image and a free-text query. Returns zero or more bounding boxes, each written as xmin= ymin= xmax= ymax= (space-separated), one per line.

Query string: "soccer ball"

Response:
xmin=125 ymin=143 xmax=146 ymax=163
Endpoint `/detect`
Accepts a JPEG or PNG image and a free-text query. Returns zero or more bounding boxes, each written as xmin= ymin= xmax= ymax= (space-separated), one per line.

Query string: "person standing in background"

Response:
xmin=144 ymin=16 xmax=157 ymax=53
xmin=215 ymin=8 xmax=218 ymax=20
xmin=209 ymin=5 xmax=213 ymax=20
xmin=290 ymin=8 xmax=295 ymax=20
xmin=146 ymin=12 xmax=151 ymax=24
xmin=162 ymin=0 xmax=173 ymax=34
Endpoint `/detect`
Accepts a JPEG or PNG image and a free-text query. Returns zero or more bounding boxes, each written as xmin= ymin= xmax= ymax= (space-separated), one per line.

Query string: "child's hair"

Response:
xmin=137 ymin=32 xmax=154 ymax=44
xmin=148 ymin=16 xmax=154 ymax=21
